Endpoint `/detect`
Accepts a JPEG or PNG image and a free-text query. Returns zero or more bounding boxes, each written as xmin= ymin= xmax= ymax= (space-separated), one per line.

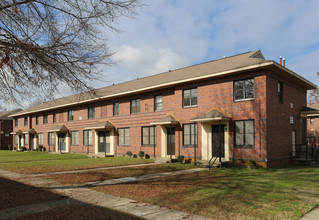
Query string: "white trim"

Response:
xmin=191 ymin=117 xmax=230 ymax=122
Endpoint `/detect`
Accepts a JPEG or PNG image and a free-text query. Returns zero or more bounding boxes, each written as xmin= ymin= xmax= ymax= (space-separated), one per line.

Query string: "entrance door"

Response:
xmin=31 ymin=134 xmax=35 ymax=150
xmin=212 ymin=125 xmax=225 ymax=157
xmin=167 ymin=127 xmax=175 ymax=155
xmin=58 ymin=133 xmax=66 ymax=151
xmin=292 ymin=131 xmax=296 ymax=157
xmin=98 ymin=131 xmax=110 ymax=153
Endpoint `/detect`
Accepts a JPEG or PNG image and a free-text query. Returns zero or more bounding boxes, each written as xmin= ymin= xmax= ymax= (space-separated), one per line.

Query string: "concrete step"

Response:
xmin=89 ymin=154 xmax=114 ymax=158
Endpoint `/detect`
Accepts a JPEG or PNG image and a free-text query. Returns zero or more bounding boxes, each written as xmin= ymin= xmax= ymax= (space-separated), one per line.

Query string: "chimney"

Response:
xmin=280 ymin=56 xmax=282 ymax=65
xmin=283 ymin=58 xmax=285 ymax=67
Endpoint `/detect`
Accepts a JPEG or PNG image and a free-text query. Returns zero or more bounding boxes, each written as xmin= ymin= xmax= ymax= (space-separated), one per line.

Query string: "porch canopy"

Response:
xmin=190 ymin=109 xmax=231 ymax=122
xmin=27 ymin=128 xmax=37 ymax=134
xmin=150 ymin=115 xmax=179 ymax=125
xmin=47 ymin=125 xmax=69 ymax=132
xmin=301 ymin=106 xmax=319 ymax=117
xmin=10 ymin=129 xmax=23 ymax=135
xmin=85 ymin=121 xmax=114 ymax=130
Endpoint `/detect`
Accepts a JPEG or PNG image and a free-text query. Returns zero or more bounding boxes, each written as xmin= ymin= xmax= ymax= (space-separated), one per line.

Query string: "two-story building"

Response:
xmin=9 ymin=50 xmax=316 ymax=167
xmin=0 ymin=109 xmax=22 ymax=150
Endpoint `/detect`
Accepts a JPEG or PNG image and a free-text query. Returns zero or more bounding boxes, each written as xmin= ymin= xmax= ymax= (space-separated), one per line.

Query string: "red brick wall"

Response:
xmin=0 ymin=120 xmax=14 ymax=150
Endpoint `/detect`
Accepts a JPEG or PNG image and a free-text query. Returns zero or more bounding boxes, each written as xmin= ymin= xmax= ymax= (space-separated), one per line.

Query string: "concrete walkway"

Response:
xmin=300 ymin=206 xmax=319 ymax=220
xmin=0 ymin=167 xmax=211 ymax=220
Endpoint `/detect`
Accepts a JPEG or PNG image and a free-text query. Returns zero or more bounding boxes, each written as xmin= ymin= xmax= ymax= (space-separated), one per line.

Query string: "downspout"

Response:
xmin=153 ymin=126 xmax=156 ymax=158
xmin=219 ymin=120 xmax=222 ymax=162
xmin=194 ymin=122 xmax=197 ymax=163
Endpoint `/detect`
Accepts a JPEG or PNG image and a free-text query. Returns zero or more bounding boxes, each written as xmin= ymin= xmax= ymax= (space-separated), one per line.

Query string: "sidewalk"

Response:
xmin=300 ymin=206 xmax=319 ymax=220
xmin=0 ymin=167 xmax=211 ymax=220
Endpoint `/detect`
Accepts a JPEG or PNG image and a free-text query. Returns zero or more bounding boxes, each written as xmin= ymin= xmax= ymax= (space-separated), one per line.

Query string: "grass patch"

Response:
xmin=0 ymin=151 xmax=154 ymax=174
xmin=46 ymin=163 xmax=196 ymax=184
xmin=93 ymin=165 xmax=319 ymax=219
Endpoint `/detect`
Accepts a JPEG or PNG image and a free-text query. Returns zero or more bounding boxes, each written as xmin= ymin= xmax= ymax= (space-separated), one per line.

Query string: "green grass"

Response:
xmin=94 ymin=165 xmax=319 ymax=220
xmin=0 ymin=150 xmax=154 ymax=174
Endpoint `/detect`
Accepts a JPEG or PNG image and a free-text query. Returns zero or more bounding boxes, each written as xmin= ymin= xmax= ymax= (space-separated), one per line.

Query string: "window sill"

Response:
xmin=142 ymin=145 xmax=156 ymax=147
xmin=183 ymin=145 xmax=198 ymax=148
xmin=183 ymin=105 xmax=198 ymax=109
xmin=234 ymin=145 xmax=255 ymax=148
xmin=234 ymin=98 xmax=254 ymax=102
xmin=118 ymin=145 xmax=130 ymax=147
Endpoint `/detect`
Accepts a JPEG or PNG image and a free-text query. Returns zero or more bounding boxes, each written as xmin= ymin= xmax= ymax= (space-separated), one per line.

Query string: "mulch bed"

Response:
xmin=0 ymin=177 xmax=64 ymax=210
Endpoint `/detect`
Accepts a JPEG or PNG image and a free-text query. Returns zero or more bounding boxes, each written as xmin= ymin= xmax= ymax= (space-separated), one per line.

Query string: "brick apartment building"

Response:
xmin=9 ymin=50 xmax=316 ymax=167
xmin=0 ymin=109 xmax=22 ymax=150
xmin=302 ymin=103 xmax=319 ymax=146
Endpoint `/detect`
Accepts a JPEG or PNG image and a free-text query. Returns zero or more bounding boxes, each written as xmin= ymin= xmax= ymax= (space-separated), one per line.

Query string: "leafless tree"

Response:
xmin=0 ymin=0 xmax=140 ymax=106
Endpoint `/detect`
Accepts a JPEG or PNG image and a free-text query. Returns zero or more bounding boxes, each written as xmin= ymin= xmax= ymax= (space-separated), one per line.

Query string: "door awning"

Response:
xmin=191 ymin=110 xmax=231 ymax=122
xmin=85 ymin=121 xmax=115 ymax=130
xmin=10 ymin=129 xmax=23 ymax=135
xmin=47 ymin=125 xmax=69 ymax=132
xmin=27 ymin=128 xmax=37 ymax=134
xmin=301 ymin=106 xmax=319 ymax=117
xmin=150 ymin=115 xmax=179 ymax=125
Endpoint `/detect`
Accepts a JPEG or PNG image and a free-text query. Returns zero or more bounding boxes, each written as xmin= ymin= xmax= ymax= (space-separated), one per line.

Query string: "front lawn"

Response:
xmin=0 ymin=151 xmax=154 ymax=174
xmin=93 ymin=165 xmax=319 ymax=219
xmin=46 ymin=163 xmax=196 ymax=184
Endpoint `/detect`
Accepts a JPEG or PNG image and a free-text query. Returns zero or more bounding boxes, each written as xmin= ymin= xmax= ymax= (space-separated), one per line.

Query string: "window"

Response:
xmin=71 ymin=131 xmax=79 ymax=145
xmin=131 ymin=99 xmax=140 ymax=114
xmin=15 ymin=119 xmax=18 ymax=127
xmin=183 ymin=123 xmax=198 ymax=146
xmin=43 ymin=114 xmax=48 ymax=124
xmin=235 ymin=120 xmax=255 ymax=147
xmin=118 ymin=128 xmax=130 ymax=146
xmin=88 ymin=106 xmax=95 ymax=119
xmin=234 ymin=78 xmax=254 ymax=101
xmin=48 ymin=132 xmax=55 ymax=145
xmin=38 ymin=133 xmax=43 ymax=146
xmin=53 ymin=113 xmax=56 ymax=123
xmin=83 ymin=130 xmax=92 ymax=146
xmin=36 ymin=116 xmax=39 ymax=125
xmin=183 ymin=88 xmax=197 ymax=107
xmin=15 ymin=135 xmax=19 ymax=145
xmin=113 ymin=102 xmax=119 ymax=116
xmin=24 ymin=117 xmax=28 ymax=126
xmin=142 ymin=126 xmax=156 ymax=145
xmin=24 ymin=134 xmax=28 ymax=145
xmin=310 ymin=118 xmax=314 ymax=125
xmin=154 ymin=95 xmax=162 ymax=111
xmin=278 ymin=81 xmax=283 ymax=104
xmin=68 ymin=110 xmax=74 ymax=121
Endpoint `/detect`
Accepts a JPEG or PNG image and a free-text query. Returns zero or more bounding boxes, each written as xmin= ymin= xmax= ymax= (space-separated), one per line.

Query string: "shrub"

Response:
xmin=133 ymin=154 xmax=137 ymax=158
xmin=138 ymin=151 xmax=145 ymax=158
xmin=248 ymin=160 xmax=257 ymax=169
xmin=43 ymin=147 xmax=46 ymax=152
xmin=22 ymin=147 xmax=27 ymax=151
xmin=8 ymin=145 xmax=12 ymax=150
xmin=145 ymin=154 xmax=150 ymax=159
xmin=177 ymin=155 xmax=185 ymax=164
xmin=126 ymin=151 xmax=133 ymax=158
xmin=37 ymin=145 xmax=43 ymax=151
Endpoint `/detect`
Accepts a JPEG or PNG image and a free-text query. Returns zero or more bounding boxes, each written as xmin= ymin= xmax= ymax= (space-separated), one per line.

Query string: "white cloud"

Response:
xmin=111 ymin=44 xmax=189 ymax=76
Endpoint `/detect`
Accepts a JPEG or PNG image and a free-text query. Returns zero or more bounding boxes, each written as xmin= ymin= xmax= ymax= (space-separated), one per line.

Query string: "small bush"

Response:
xmin=37 ymin=145 xmax=43 ymax=151
xmin=43 ymin=147 xmax=46 ymax=152
xmin=133 ymin=154 xmax=137 ymax=158
xmin=138 ymin=151 xmax=145 ymax=158
xmin=177 ymin=155 xmax=185 ymax=164
xmin=8 ymin=145 xmax=12 ymax=150
xmin=145 ymin=154 xmax=150 ymax=159
xmin=22 ymin=147 xmax=27 ymax=151
xmin=248 ymin=160 xmax=257 ymax=169
xmin=126 ymin=151 xmax=133 ymax=158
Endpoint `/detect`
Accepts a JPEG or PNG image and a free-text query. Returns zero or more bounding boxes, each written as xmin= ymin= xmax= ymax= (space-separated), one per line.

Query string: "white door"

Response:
xmin=292 ymin=131 xmax=296 ymax=157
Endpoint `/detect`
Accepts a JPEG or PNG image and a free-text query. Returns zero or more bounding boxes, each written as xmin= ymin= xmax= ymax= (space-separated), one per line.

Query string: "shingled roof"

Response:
xmin=10 ymin=50 xmax=317 ymax=117
xmin=0 ymin=109 xmax=22 ymax=120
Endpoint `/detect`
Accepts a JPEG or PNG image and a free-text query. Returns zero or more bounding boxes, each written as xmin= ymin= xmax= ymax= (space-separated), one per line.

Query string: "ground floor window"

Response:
xmin=48 ymin=132 xmax=55 ymax=145
xmin=118 ymin=128 xmax=130 ymax=146
xmin=183 ymin=123 xmax=198 ymax=146
xmin=38 ymin=133 xmax=43 ymax=146
xmin=142 ymin=126 xmax=156 ymax=145
xmin=235 ymin=120 xmax=254 ymax=147
xmin=83 ymin=130 xmax=92 ymax=146
xmin=15 ymin=135 xmax=19 ymax=145
xmin=24 ymin=134 xmax=28 ymax=145
xmin=71 ymin=131 xmax=79 ymax=145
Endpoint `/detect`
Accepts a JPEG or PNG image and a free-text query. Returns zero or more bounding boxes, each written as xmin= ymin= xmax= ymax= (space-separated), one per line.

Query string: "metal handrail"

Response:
xmin=208 ymin=149 xmax=221 ymax=169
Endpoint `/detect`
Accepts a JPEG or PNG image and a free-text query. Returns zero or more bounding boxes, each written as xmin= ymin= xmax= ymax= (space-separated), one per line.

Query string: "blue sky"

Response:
xmin=97 ymin=0 xmax=319 ymax=89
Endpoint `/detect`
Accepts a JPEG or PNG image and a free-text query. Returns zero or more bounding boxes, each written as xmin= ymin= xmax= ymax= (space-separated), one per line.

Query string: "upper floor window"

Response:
xmin=118 ymin=128 xmax=130 ymax=146
xmin=43 ymin=114 xmax=48 ymax=124
xmin=278 ymin=81 xmax=283 ymax=104
xmin=142 ymin=126 xmax=156 ymax=145
xmin=183 ymin=88 xmax=197 ymax=108
xmin=15 ymin=119 xmax=18 ymax=127
xmin=154 ymin=95 xmax=162 ymax=111
xmin=183 ymin=123 xmax=198 ymax=146
xmin=24 ymin=117 xmax=28 ymax=126
xmin=235 ymin=120 xmax=255 ymax=147
xmin=36 ymin=116 xmax=39 ymax=125
xmin=113 ymin=102 xmax=119 ymax=116
xmin=83 ymin=130 xmax=92 ymax=146
xmin=310 ymin=118 xmax=314 ymax=125
xmin=234 ymin=78 xmax=254 ymax=101
xmin=131 ymin=99 xmax=140 ymax=114
xmin=88 ymin=106 xmax=95 ymax=119
xmin=68 ymin=110 xmax=74 ymax=121
xmin=53 ymin=113 xmax=56 ymax=123
xmin=71 ymin=131 xmax=79 ymax=145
